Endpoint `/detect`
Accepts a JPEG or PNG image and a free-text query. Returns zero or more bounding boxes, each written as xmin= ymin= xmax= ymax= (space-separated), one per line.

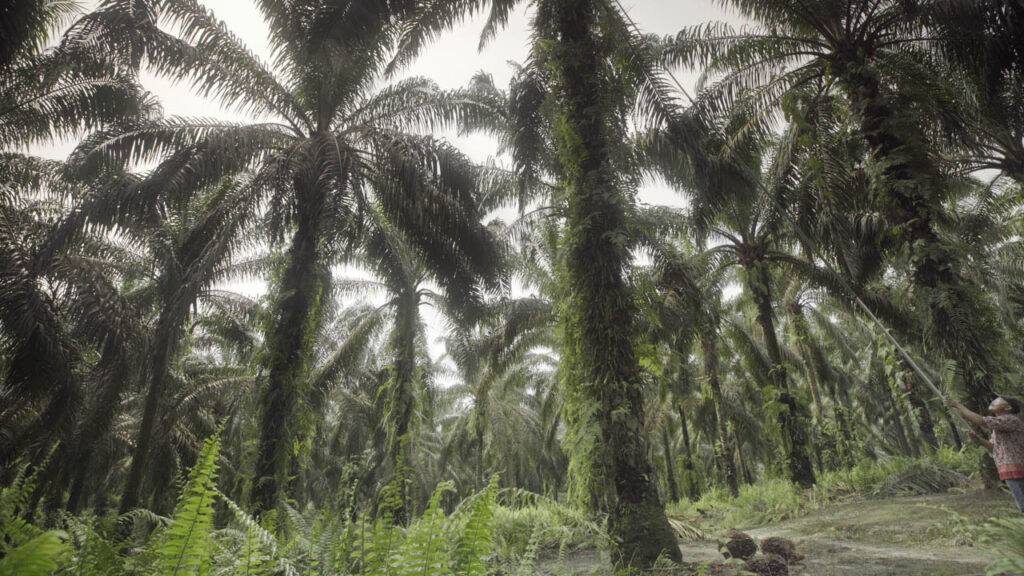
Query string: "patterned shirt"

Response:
xmin=984 ymin=414 xmax=1024 ymax=481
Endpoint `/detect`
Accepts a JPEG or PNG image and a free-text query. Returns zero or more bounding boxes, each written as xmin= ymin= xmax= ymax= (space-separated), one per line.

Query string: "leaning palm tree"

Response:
xmin=659 ymin=0 xmax=1010 ymax=419
xmin=65 ymin=0 xmax=503 ymax=516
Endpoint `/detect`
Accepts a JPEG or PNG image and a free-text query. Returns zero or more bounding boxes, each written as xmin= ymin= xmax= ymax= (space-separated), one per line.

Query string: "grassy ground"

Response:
xmin=539 ymin=488 xmax=1020 ymax=575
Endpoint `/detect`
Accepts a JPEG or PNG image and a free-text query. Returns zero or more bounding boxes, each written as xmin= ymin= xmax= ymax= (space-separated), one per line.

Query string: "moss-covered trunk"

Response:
xmin=840 ymin=68 xmax=1005 ymax=420
xmin=744 ymin=261 xmax=815 ymax=487
xmin=551 ymin=0 xmax=679 ymax=567
xmin=253 ymin=181 xmax=326 ymax=517
xmin=701 ymin=329 xmax=738 ymax=497
xmin=386 ymin=288 xmax=418 ymax=524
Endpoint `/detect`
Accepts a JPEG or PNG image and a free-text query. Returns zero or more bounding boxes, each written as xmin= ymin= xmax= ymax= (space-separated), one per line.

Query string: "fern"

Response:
xmin=0 ymin=453 xmax=68 ymax=576
xmin=61 ymin=513 xmax=125 ymax=576
xmin=157 ymin=433 xmax=222 ymax=576
xmin=0 ymin=530 xmax=69 ymax=576
xmin=396 ymin=482 xmax=453 ymax=576
xmin=215 ymin=489 xmax=298 ymax=576
xmin=450 ymin=478 xmax=498 ymax=576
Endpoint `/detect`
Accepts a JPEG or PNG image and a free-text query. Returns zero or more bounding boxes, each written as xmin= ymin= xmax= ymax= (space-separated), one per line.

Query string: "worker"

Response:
xmin=944 ymin=395 xmax=1024 ymax=513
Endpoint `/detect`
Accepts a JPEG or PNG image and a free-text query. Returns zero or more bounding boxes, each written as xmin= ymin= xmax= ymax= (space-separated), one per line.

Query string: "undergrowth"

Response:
xmin=490 ymin=490 xmax=607 ymax=573
xmin=669 ymin=449 xmax=978 ymax=529
xmin=0 ymin=433 xmax=520 ymax=576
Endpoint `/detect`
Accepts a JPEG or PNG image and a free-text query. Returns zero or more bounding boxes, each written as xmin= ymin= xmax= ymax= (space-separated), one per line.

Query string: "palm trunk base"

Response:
xmin=608 ymin=498 xmax=682 ymax=568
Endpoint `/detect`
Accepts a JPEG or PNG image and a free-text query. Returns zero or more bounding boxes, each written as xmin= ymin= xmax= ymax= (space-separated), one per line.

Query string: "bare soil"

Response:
xmin=539 ymin=489 xmax=1019 ymax=575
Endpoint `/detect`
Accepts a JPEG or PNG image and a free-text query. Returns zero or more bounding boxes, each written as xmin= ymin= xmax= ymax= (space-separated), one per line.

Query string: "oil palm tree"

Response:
xmin=65 ymin=0 xmax=503 ymax=516
xmin=640 ymin=118 xmax=817 ymax=485
xmin=39 ymin=171 xmax=261 ymax=514
xmin=0 ymin=171 xmax=143 ymax=481
xmin=929 ymin=0 xmax=1024 ymax=184
xmin=652 ymin=244 xmax=741 ymax=497
xmin=443 ymin=295 xmax=558 ymax=490
xmin=335 ymin=209 xmax=502 ymax=523
xmin=0 ymin=0 xmax=147 ymax=475
xmin=394 ymin=1 xmax=688 ymax=565
xmin=659 ymin=0 xmax=1010 ymax=418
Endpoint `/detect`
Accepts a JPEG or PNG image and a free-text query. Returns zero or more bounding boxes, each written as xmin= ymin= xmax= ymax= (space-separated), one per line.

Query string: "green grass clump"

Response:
xmin=491 ymin=493 xmax=606 ymax=570
xmin=669 ymin=479 xmax=805 ymax=529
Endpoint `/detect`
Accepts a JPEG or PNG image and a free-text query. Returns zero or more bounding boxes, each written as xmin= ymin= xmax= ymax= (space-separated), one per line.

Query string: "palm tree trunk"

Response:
xmin=253 ymin=191 xmax=326 ymax=516
xmin=66 ymin=351 xmax=133 ymax=513
xmin=386 ymin=289 xmax=418 ymax=525
xmin=120 ymin=310 xmax=182 ymax=514
xmin=551 ymin=0 xmax=679 ymax=566
xmin=886 ymin=383 xmax=914 ymax=456
xmin=700 ymin=329 xmax=738 ymax=497
xmin=901 ymin=370 xmax=939 ymax=452
xmin=676 ymin=406 xmax=700 ymax=500
xmin=945 ymin=412 xmax=964 ymax=450
xmin=474 ymin=388 xmax=486 ymax=489
xmin=787 ymin=300 xmax=825 ymax=424
xmin=840 ymin=69 xmax=1005 ymax=421
xmin=661 ymin=426 xmax=680 ymax=503
xmin=734 ymin=432 xmax=752 ymax=486
xmin=744 ymin=261 xmax=816 ymax=487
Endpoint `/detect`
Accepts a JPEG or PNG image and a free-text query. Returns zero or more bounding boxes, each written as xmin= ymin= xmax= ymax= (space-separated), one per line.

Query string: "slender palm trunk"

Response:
xmin=945 ymin=413 xmax=964 ymax=450
xmin=787 ymin=300 xmax=824 ymax=424
xmin=661 ymin=426 xmax=680 ymax=503
xmin=120 ymin=309 xmax=182 ymax=514
xmin=386 ymin=289 xmax=418 ymax=525
xmin=744 ymin=261 xmax=815 ymax=487
xmin=901 ymin=370 xmax=939 ymax=452
xmin=735 ymin=432 xmax=752 ymax=485
xmin=701 ymin=329 xmax=738 ymax=497
xmin=886 ymin=384 xmax=914 ymax=456
xmin=253 ymin=187 xmax=326 ymax=516
xmin=474 ymin=388 xmax=486 ymax=489
xmin=552 ymin=0 xmax=679 ymax=566
xmin=676 ymin=406 xmax=700 ymax=500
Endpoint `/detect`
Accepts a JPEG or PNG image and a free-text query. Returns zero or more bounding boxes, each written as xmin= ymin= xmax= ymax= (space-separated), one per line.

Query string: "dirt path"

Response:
xmin=679 ymin=531 xmax=989 ymax=576
xmin=541 ymin=490 xmax=1014 ymax=575
xmin=677 ymin=491 xmax=1007 ymax=575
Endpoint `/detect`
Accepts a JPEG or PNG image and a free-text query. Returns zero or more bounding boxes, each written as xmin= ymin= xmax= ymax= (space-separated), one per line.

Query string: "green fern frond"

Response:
xmin=450 ymin=477 xmax=498 ymax=576
xmin=397 ymin=481 xmax=453 ymax=576
xmin=157 ymin=433 xmax=222 ymax=576
xmin=0 ymin=530 xmax=69 ymax=576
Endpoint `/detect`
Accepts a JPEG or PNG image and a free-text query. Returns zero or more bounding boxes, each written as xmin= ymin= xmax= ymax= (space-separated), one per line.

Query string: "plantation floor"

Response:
xmin=542 ymin=489 xmax=1018 ymax=575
